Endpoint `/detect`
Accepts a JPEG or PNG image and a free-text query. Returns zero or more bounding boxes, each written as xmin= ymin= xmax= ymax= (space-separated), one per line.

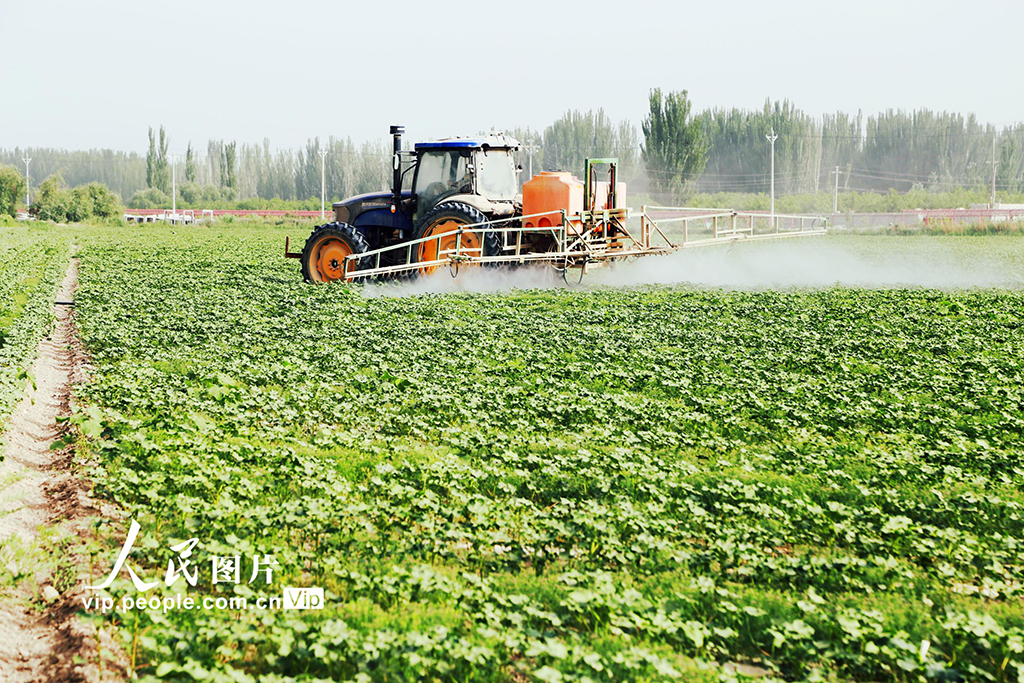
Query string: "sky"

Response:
xmin=1 ymin=0 xmax=1022 ymax=155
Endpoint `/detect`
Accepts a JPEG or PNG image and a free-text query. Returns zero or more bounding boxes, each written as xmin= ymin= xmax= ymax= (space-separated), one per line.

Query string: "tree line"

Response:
xmin=0 ymin=165 xmax=122 ymax=222
xmin=3 ymin=94 xmax=1024 ymax=211
xmin=123 ymin=128 xmax=394 ymax=209
xmin=695 ymin=103 xmax=1024 ymax=196
xmin=0 ymin=148 xmax=146 ymax=200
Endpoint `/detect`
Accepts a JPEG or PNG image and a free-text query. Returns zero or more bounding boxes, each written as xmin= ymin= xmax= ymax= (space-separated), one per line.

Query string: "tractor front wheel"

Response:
xmin=300 ymin=223 xmax=371 ymax=283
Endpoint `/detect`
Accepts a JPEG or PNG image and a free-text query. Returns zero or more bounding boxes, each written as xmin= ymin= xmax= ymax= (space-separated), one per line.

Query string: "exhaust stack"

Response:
xmin=390 ymin=125 xmax=404 ymax=213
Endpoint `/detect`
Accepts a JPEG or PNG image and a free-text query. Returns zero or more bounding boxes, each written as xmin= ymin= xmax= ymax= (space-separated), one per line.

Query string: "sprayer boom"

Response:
xmin=328 ymin=205 xmax=826 ymax=283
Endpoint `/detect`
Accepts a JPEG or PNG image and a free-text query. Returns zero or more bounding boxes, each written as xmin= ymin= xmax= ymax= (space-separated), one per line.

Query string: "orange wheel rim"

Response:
xmin=309 ymin=236 xmax=355 ymax=282
xmin=416 ymin=218 xmax=481 ymax=275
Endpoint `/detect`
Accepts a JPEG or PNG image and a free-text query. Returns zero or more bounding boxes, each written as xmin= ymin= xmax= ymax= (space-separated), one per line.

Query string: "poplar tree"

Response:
xmin=146 ymin=127 xmax=156 ymax=189
xmin=223 ymin=142 xmax=237 ymax=192
xmin=185 ymin=142 xmax=197 ymax=183
xmin=642 ymin=89 xmax=708 ymax=201
xmin=150 ymin=126 xmax=170 ymax=194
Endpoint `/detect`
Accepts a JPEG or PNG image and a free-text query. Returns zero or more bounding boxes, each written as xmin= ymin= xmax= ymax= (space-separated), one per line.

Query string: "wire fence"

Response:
xmin=828 ymin=208 xmax=1024 ymax=229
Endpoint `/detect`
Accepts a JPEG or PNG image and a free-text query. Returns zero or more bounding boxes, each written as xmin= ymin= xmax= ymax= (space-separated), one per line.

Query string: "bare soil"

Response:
xmin=0 ymin=253 xmax=125 ymax=682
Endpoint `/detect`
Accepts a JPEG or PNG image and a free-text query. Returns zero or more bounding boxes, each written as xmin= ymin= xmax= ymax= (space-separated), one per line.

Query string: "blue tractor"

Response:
xmin=292 ymin=125 xmax=523 ymax=282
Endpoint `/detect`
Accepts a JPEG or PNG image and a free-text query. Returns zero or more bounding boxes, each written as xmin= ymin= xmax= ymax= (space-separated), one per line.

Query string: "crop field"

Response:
xmin=0 ymin=225 xmax=72 ymax=432
xmin=3 ymin=224 xmax=1024 ymax=682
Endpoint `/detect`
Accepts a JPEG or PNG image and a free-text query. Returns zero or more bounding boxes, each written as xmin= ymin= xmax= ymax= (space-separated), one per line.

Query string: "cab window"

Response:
xmin=414 ymin=150 xmax=473 ymax=207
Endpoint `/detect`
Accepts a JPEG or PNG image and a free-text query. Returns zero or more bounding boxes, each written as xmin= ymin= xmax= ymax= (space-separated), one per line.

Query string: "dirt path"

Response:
xmin=0 ymin=252 xmax=117 ymax=682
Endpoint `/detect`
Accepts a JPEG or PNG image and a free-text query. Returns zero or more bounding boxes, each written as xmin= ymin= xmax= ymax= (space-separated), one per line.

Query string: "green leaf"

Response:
xmin=533 ymin=666 xmax=563 ymax=682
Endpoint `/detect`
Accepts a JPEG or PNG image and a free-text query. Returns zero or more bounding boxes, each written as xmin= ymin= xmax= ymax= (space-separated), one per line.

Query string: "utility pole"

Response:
xmin=766 ymin=128 xmax=778 ymax=229
xmin=989 ymin=135 xmax=998 ymax=209
xmin=22 ymin=157 xmax=31 ymax=209
xmin=527 ymin=144 xmax=541 ymax=190
xmin=318 ymin=146 xmax=328 ymax=220
xmin=525 ymin=139 xmax=539 ymax=179
xmin=832 ymin=165 xmax=841 ymax=214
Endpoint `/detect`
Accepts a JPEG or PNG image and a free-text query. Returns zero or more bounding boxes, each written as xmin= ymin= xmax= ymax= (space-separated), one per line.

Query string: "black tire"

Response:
xmin=413 ymin=202 xmax=501 ymax=266
xmin=300 ymin=222 xmax=371 ymax=283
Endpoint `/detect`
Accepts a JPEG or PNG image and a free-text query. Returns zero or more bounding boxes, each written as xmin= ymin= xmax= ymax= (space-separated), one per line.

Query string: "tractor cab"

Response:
xmin=411 ymin=135 xmax=521 ymax=220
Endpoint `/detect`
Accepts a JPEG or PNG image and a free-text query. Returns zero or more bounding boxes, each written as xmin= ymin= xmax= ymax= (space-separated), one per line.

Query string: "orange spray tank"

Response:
xmin=522 ymin=172 xmax=584 ymax=231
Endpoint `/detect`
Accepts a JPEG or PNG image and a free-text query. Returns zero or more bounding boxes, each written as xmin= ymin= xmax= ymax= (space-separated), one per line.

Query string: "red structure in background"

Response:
xmin=124 ymin=208 xmax=323 ymax=219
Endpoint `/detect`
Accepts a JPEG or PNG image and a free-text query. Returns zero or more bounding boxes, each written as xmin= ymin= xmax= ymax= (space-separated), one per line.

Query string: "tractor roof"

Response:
xmin=414 ymin=132 xmax=520 ymax=151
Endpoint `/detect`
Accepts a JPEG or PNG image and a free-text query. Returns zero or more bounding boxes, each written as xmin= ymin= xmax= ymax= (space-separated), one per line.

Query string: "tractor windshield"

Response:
xmin=414 ymin=150 xmax=472 ymax=208
xmin=476 ymin=149 xmax=518 ymax=200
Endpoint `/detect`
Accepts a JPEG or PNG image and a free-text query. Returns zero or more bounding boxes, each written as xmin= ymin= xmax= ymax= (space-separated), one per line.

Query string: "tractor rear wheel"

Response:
xmin=300 ymin=223 xmax=371 ymax=283
xmin=413 ymin=202 xmax=500 ymax=276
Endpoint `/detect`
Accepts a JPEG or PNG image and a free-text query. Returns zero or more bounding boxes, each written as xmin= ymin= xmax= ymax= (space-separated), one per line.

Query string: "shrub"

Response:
xmin=32 ymin=173 xmax=73 ymax=222
xmin=32 ymin=172 xmax=124 ymax=223
xmin=0 ymin=165 xmax=26 ymax=217
xmin=178 ymin=182 xmax=235 ymax=207
xmin=80 ymin=183 xmax=123 ymax=219
xmin=127 ymin=187 xmax=171 ymax=209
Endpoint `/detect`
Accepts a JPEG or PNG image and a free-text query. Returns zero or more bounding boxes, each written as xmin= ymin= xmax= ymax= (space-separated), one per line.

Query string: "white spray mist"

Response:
xmin=360 ymin=237 xmax=1024 ymax=298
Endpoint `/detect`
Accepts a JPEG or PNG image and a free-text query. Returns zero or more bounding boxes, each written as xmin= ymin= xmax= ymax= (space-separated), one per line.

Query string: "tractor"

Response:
xmin=287 ymin=125 xmax=826 ymax=283
xmin=290 ymin=125 xmax=523 ymax=282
